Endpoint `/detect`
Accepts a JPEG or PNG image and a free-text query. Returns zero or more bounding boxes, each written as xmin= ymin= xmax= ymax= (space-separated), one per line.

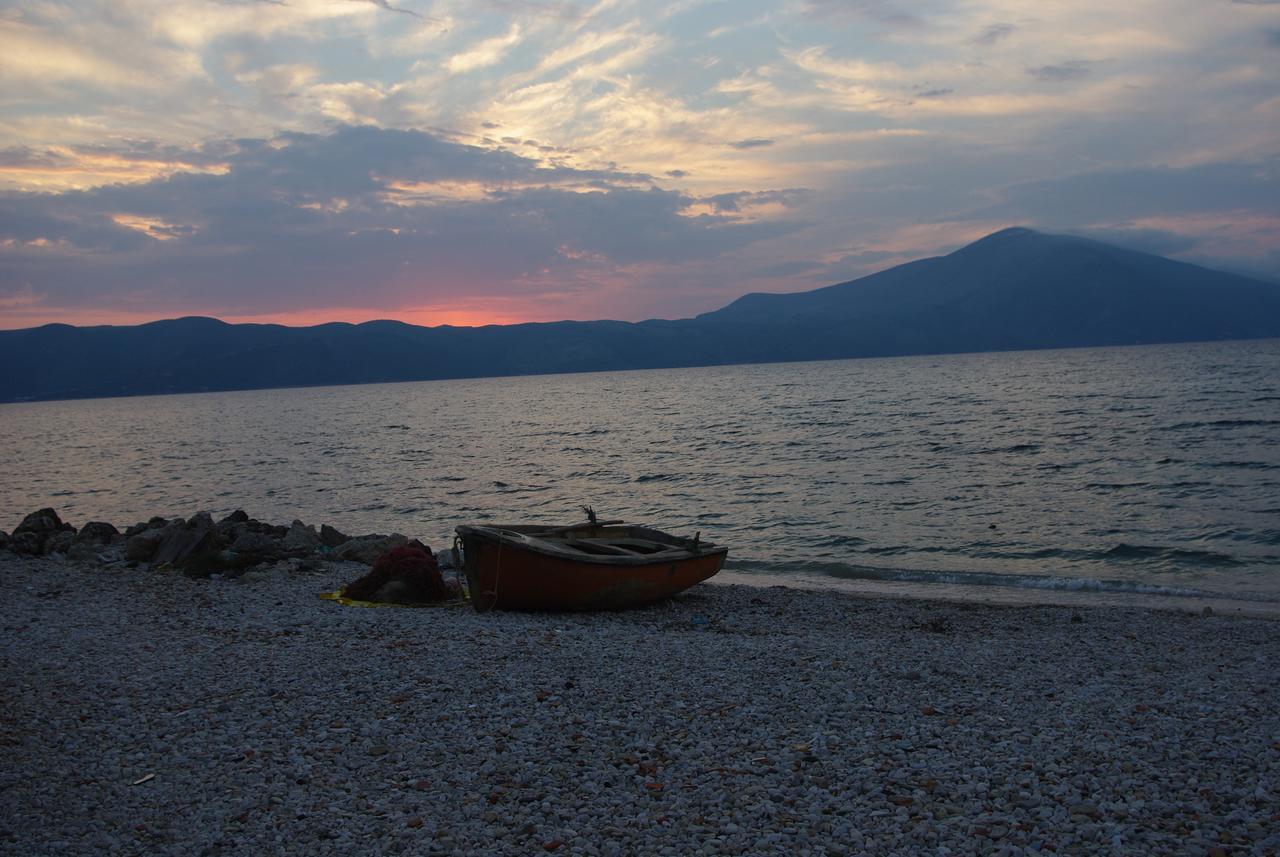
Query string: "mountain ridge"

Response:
xmin=4 ymin=227 xmax=1280 ymax=403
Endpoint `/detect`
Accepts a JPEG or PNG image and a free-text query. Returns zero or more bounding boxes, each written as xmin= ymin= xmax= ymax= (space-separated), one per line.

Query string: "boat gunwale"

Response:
xmin=455 ymin=523 xmax=727 ymax=567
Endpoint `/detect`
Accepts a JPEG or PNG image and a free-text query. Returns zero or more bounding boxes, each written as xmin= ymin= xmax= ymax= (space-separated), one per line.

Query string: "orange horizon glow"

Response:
xmin=0 ymin=302 xmax=596 ymax=331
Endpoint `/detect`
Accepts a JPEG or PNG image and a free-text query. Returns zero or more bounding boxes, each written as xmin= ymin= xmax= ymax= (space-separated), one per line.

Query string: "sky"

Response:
xmin=1 ymin=0 xmax=1278 ymax=329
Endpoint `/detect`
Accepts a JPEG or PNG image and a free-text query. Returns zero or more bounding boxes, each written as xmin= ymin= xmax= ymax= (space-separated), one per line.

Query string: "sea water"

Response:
xmin=3 ymin=339 xmax=1278 ymax=609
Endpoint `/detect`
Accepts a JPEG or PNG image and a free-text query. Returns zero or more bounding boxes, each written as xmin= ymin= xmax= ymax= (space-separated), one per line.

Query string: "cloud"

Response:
xmin=447 ymin=24 xmax=524 ymax=74
xmin=1027 ymin=61 xmax=1093 ymax=82
xmin=973 ymin=23 xmax=1016 ymax=46
xmin=799 ymin=0 xmax=925 ymax=30
xmin=748 ymin=259 xmax=826 ymax=278
xmin=353 ymin=0 xmax=423 ymax=18
xmin=979 ymin=161 xmax=1280 ymax=224
xmin=0 ymin=125 xmax=803 ymax=322
xmin=1069 ymin=226 xmax=1201 ymax=256
xmin=481 ymin=0 xmax=583 ymax=17
xmin=4 ymin=0 xmax=1280 ymax=322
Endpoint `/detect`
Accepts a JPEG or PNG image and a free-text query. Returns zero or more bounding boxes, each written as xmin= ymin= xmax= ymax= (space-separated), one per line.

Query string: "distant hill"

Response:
xmin=697 ymin=227 xmax=1280 ymax=357
xmin=3 ymin=227 xmax=1279 ymax=402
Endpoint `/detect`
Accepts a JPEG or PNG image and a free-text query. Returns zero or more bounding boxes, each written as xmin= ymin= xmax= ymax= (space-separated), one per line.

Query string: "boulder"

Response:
xmin=320 ymin=524 xmax=349 ymax=548
xmin=330 ymin=534 xmax=408 ymax=565
xmin=0 ymin=530 xmax=8 ymax=551
xmin=76 ymin=521 xmax=120 ymax=544
xmin=10 ymin=532 xmax=43 ymax=556
xmin=282 ymin=520 xmax=321 ymax=555
xmin=126 ymin=529 xmax=165 ymax=562
xmin=13 ymin=508 xmax=74 ymax=554
xmin=67 ymin=542 xmax=105 ymax=563
xmin=125 ymin=517 xmax=170 ymax=538
xmin=44 ymin=531 xmax=76 ymax=555
xmin=219 ymin=510 xmax=250 ymax=525
xmin=152 ymin=512 xmax=216 ymax=566
xmin=231 ymin=530 xmax=284 ymax=563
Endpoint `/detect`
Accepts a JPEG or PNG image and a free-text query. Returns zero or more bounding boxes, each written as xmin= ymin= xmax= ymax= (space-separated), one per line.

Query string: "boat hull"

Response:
xmin=456 ymin=524 xmax=727 ymax=612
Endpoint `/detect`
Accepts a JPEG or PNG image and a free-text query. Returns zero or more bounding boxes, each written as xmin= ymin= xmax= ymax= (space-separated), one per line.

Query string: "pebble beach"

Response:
xmin=2 ymin=554 xmax=1277 ymax=856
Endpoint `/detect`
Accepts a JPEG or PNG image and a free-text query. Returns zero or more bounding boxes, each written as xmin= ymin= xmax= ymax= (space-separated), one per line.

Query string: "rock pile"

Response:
xmin=1 ymin=507 xmax=414 ymax=577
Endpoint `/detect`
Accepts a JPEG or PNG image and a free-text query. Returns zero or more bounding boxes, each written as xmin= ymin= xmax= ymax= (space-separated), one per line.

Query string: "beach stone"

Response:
xmin=44 ymin=531 xmax=76 ymax=555
xmin=66 ymin=542 xmax=104 ymax=563
xmin=125 ymin=517 xmax=170 ymax=538
xmin=232 ymin=531 xmax=285 ymax=563
xmin=10 ymin=531 xmax=44 ymax=555
xmin=330 ymin=534 xmax=408 ymax=565
xmin=125 ymin=529 xmax=165 ymax=562
xmin=13 ymin=508 xmax=74 ymax=554
xmin=152 ymin=513 xmax=216 ymax=566
xmin=319 ymin=524 xmax=349 ymax=548
xmin=282 ymin=521 xmax=321 ymax=555
xmin=76 ymin=522 xmax=120 ymax=545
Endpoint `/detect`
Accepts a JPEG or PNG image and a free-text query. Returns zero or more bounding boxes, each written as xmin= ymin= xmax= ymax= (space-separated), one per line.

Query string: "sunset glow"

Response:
xmin=2 ymin=0 xmax=1278 ymax=329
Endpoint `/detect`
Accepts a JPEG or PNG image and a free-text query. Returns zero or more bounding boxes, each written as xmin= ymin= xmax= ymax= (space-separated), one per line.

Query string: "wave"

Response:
xmin=1200 ymin=460 xmax=1280 ymax=471
xmin=1103 ymin=543 xmax=1242 ymax=566
xmin=846 ymin=539 xmax=1245 ymax=568
xmin=724 ymin=558 xmax=1279 ymax=603
xmin=1162 ymin=419 xmax=1280 ymax=431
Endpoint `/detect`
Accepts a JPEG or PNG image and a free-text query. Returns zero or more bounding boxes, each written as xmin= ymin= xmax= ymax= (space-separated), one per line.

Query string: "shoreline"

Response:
xmin=712 ymin=570 xmax=1280 ymax=620
xmin=3 ymin=553 xmax=1277 ymax=855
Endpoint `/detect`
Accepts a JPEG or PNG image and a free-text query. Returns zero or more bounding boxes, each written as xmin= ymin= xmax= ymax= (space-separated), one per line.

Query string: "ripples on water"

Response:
xmin=2 ymin=340 xmax=1278 ymax=605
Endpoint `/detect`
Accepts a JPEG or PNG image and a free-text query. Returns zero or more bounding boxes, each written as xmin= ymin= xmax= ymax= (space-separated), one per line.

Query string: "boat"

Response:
xmin=454 ymin=512 xmax=727 ymax=612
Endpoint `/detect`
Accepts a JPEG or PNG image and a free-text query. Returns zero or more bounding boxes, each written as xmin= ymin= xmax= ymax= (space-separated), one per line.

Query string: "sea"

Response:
xmin=3 ymin=339 xmax=1279 ymax=613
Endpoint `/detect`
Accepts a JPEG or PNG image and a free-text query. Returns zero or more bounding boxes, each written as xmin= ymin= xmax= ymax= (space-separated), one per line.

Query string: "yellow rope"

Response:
xmin=319 ymin=590 xmax=468 ymax=609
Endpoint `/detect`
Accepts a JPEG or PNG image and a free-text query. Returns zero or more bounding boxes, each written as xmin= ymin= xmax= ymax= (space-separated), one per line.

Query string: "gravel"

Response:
xmin=2 ymin=554 xmax=1277 ymax=856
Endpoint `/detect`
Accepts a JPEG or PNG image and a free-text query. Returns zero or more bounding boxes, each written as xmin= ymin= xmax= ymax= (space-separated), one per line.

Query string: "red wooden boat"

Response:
xmin=455 ymin=516 xmax=727 ymax=612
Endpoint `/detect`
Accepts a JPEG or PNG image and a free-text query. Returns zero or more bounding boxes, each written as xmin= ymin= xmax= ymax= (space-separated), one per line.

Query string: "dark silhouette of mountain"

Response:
xmin=3 ymin=227 xmax=1278 ymax=402
xmin=698 ymin=227 xmax=1280 ymax=356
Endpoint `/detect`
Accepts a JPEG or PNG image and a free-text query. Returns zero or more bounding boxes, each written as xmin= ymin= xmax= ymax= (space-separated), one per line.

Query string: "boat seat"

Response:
xmin=559 ymin=539 xmax=637 ymax=556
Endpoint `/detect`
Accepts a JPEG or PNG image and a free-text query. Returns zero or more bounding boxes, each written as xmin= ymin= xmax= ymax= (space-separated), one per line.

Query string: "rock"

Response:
xmin=126 ymin=529 xmax=165 ymax=562
xmin=10 ymin=532 xmax=42 ymax=556
xmin=319 ymin=524 xmax=349 ymax=548
xmin=282 ymin=520 xmax=321 ymax=555
xmin=152 ymin=512 xmax=216 ymax=566
xmin=76 ymin=521 xmax=120 ymax=544
xmin=96 ymin=547 xmax=124 ymax=567
xmin=44 ymin=531 xmax=76 ymax=555
xmin=12 ymin=508 xmax=74 ymax=554
xmin=15 ymin=507 xmax=71 ymax=534
xmin=0 ymin=530 xmax=9 ymax=551
xmin=66 ymin=543 xmax=97 ymax=562
xmin=125 ymin=517 xmax=170 ymax=537
xmin=220 ymin=510 xmax=250 ymax=525
xmin=330 ymin=534 xmax=408 ymax=565
xmin=232 ymin=530 xmax=285 ymax=563
xmin=216 ymin=518 xmax=246 ymax=542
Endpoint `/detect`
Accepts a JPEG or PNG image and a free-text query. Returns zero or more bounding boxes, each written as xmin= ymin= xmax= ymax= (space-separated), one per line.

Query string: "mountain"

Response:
xmin=698 ymin=227 xmax=1280 ymax=356
xmin=3 ymin=227 xmax=1279 ymax=402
